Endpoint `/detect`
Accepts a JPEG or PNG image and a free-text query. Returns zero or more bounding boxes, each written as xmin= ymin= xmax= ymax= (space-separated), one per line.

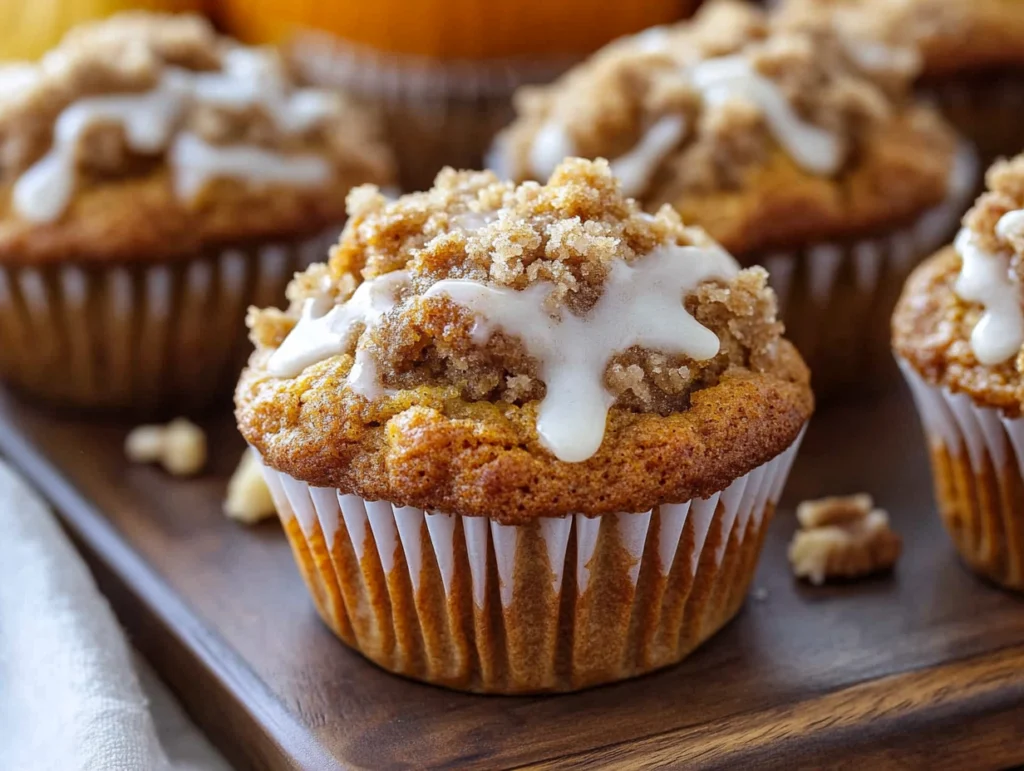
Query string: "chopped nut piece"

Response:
xmin=125 ymin=418 xmax=207 ymax=477
xmin=796 ymin=493 xmax=873 ymax=528
xmin=789 ymin=495 xmax=901 ymax=585
xmin=224 ymin=449 xmax=276 ymax=524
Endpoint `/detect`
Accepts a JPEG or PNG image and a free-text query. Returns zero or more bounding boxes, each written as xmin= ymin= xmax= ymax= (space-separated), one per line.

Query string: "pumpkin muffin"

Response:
xmin=0 ymin=12 xmax=395 ymax=414
xmin=779 ymin=0 xmax=1024 ymax=166
xmin=894 ymin=154 xmax=1024 ymax=592
xmin=235 ymin=158 xmax=813 ymax=693
xmin=489 ymin=0 xmax=976 ymax=395
xmin=217 ymin=0 xmax=699 ymax=191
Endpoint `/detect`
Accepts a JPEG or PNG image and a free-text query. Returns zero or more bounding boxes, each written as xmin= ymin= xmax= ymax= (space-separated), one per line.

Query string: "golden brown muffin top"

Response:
xmin=489 ymin=0 xmax=960 ymax=257
xmin=236 ymin=159 xmax=813 ymax=522
xmin=894 ymin=156 xmax=1024 ymax=413
xmin=0 ymin=12 xmax=395 ymax=263
xmin=779 ymin=0 xmax=1024 ymax=77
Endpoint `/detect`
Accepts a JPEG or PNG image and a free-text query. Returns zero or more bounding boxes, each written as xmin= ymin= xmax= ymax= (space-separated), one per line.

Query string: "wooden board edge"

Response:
xmin=0 ymin=419 xmax=342 ymax=771
xmin=517 ymin=642 xmax=1024 ymax=769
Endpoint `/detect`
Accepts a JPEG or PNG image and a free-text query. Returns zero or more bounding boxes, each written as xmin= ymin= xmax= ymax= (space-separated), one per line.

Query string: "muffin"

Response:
xmin=894 ymin=155 xmax=1024 ymax=592
xmin=0 ymin=13 xmax=394 ymax=414
xmin=236 ymin=158 xmax=813 ymax=693
xmin=778 ymin=0 xmax=1024 ymax=166
xmin=217 ymin=0 xmax=698 ymax=191
xmin=489 ymin=0 xmax=976 ymax=395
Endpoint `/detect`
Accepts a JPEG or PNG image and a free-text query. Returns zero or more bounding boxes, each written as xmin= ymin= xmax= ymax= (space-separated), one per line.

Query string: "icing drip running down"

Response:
xmin=690 ymin=56 xmax=840 ymax=176
xmin=425 ymin=243 xmax=738 ymax=462
xmin=524 ymin=54 xmax=841 ymax=189
xmin=954 ymin=224 xmax=1024 ymax=366
xmin=610 ymin=116 xmax=687 ymax=198
xmin=267 ymin=271 xmax=410 ymax=388
xmin=12 ymin=48 xmax=337 ymax=223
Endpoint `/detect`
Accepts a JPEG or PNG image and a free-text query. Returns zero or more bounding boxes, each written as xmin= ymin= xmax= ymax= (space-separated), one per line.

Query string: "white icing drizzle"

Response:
xmin=425 ymin=243 xmax=738 ymax=462
xmin=690 ymin=56 xmax=841 ymax=176
xmin=521 ymin=53 xmax=842 ymax=191
xmin=529 ymin=121 xmax=576 ymax=181
xmin=267 ymin=271 xmax=410 ymax=382
xmin=954 ymin=225 xmax=1024 ymax=366
xmin=610 ymin=115 xmax=686 ymax=198
xmin=170 ymin=133 xmax=330 ymax=200
xmin=841 ymin=38 xmax=920 ymax=76
xmin=12 ymin=48 xmax=339 ymax=223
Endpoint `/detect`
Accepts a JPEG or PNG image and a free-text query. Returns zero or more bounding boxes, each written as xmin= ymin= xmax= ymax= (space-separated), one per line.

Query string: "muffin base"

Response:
xmin=900 ymin=360 xmax=1024 ymax=591
xmin=257 ymin=432 xmax=804 ymax=694
xmin=0 ymin=230 xmax=334 ymax=415
xmin=761 ymin=145 xmax=977 ymax=397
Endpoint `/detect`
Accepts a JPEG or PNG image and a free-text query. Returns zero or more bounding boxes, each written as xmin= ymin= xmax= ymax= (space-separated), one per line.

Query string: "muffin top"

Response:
xmin=894 ymin=155 xmax=1024 ymax=413
xmin=0 ymin=13 xmax=395 ymax=263
xmin=236 ymin=158 xmax=812 ymax=522
xmin=779 ymin=0 xmax=1024 ymax=78
xmin=488 ymin=0 xmax=962 ymax=258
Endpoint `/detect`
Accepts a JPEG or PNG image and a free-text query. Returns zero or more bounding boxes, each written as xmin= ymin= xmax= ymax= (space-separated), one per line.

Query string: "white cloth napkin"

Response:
xmin=0 ymin=461 xmax=231 ymax=771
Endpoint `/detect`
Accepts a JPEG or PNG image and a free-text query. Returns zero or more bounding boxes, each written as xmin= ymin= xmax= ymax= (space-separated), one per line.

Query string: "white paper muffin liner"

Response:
xmin=0 ymin=228 xmax=336 ymax=414
xmin=760 ymin=144 xmax=978 ymax=395
xmin=899 ymin=359 xmax=1024 ymax=590
xmin=257 ymin=429 xmax=804 ymax=693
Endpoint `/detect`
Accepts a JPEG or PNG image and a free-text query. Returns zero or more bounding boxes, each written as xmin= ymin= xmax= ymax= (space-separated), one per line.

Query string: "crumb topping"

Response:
xmin=778 ymin=0 xmax=1024 ymax=76
xmin=789 ymin=493 xmax=902 ymax=584
xmin=894 ymin=155 xmax=1024 ymax=411
xmin=491 ymin=0 xmax=955 ymax=253
xmin=247 ymin=159 xmax=786 ymax=419
xmin=0 ymin=12 xmax=394 ymax=222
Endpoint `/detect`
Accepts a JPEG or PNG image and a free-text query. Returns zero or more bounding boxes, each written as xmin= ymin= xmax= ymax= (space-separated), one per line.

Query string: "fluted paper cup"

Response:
xmin=257 ymin=431 xmax=804 ymax=694
xmin=762 ymin=144 xmax=977 ymax=396
xmin=0 ymin=229 xmax=336 ymax=415
xmin=925 ymin=73 xmax=1024 ymax=170
xmin=900 ymin=359 xmax=1024 ymax=591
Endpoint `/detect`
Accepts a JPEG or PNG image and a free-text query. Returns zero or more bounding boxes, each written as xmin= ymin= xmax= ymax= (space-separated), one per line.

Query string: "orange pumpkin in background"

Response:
xmin=215 ymin=0 xmax=700 ymax=190
xmin=0 ymin=0 xmax=203 ymax=60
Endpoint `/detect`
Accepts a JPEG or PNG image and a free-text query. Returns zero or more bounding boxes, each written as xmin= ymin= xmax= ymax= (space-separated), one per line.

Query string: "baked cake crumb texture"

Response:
xmin=125 ymin=418 xmax=207 ymax=477
xmin=789 ymin=494 xmax=902 ymax=584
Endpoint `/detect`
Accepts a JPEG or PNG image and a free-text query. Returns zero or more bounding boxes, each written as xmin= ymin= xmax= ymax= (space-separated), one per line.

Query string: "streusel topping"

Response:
xmin=894 ymin=155 xmax=1024 ymax=410
xmin=244 ymin=159 xmax=791 ymax=462
xmin=489 ymin=0 xmax=960 ymax=255
xmin=0 ymin=12 xmax=394 ymax=223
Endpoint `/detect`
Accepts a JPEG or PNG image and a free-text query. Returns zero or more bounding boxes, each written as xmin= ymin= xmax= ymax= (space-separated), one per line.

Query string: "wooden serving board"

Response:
xmin=2 ymin=386 xmax=1024 ymax=770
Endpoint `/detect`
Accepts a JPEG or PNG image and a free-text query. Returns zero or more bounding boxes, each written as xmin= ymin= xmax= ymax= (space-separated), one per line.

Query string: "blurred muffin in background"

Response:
xmin=0 ymin=0 xmax=203 ymax=60
xmin=489 ymin=0 xmax=975 ymax=395
xmin=216 ymin=0 xmax=700 ymax=191
xmin=0 ymin=12 xmax=395 ymax=414
xmin=777 ymin=0 xmax=1024 ymax=166
xmin=894 ymin=154 xmax=1024 ymax=592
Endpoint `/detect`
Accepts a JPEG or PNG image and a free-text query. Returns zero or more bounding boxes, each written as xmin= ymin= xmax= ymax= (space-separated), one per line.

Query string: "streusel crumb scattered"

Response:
xmin=789 ymin=494 xmax=901 ymax=584
xmin=125 ymin=418 xmax=207 ymax=477
xmin=224 ymin=448 xmax=276 ymax=523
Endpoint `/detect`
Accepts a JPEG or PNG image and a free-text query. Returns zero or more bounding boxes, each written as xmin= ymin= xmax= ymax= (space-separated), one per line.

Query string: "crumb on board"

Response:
xmin=124 ymin=418 xmax=207 ymax=477
xmin=788 ymin=494 xmax=901 ymax=585
xmin=224 ymin=448 xmax=277 ymax=524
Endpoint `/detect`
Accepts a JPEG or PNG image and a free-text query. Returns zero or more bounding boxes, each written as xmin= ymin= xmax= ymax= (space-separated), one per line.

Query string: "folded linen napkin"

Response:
xmin=0 ymin=460 xmax=230 ymax=771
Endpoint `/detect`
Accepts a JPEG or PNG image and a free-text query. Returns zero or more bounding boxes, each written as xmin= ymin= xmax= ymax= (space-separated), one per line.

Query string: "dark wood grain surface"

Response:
xmin=2 ymin=385 xmax=1023 ymax=770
